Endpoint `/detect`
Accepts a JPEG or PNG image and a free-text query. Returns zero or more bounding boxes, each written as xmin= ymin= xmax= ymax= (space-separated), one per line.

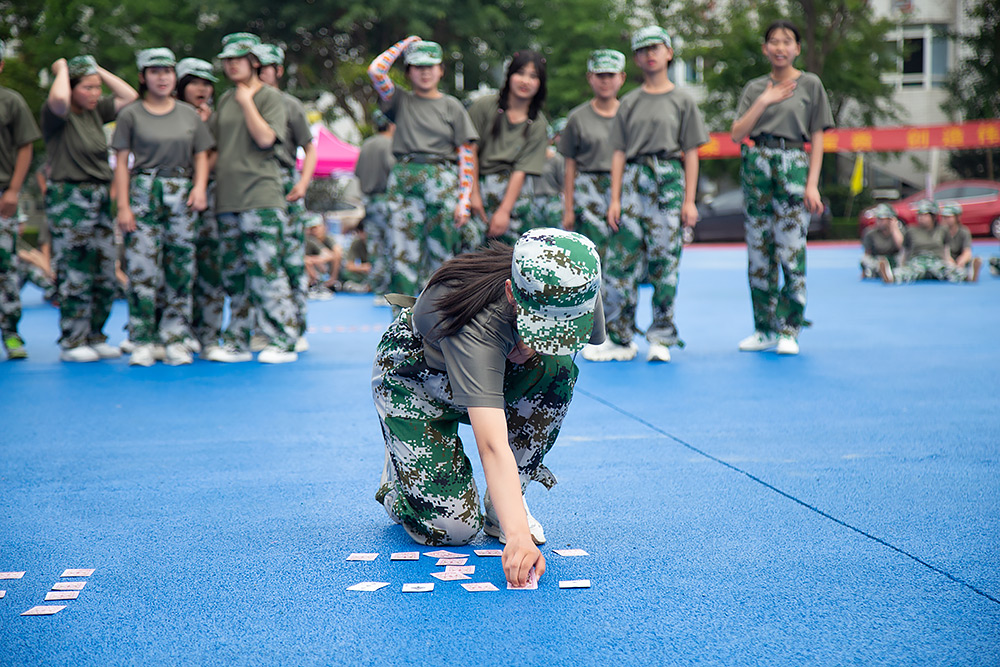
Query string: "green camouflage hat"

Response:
xmin=136 ymin=48 xmax=176 ymax=70
xmin=252 ymin=44 xmax=284 ymax=66
xmin=217 ymin=32 xmax=261 ymax=59
xmin=872 ymin=203 xmax=895 ymax=219
xmin=631 ymin=26 xmax=672 ymax=52
xmin=511 ymin=228 xmax=602 ymax=356
xmin=67 ymin=55 xmax=99 ymax=78
xmin=915 ymin=199 xmax=939 ymax=215
xmin=938 ymin=201 xmax=962 ymax=217
xmin=303 ymin=212 xmax=324 ymax=228
xmin=404 ymin=41 xmax=443 ymax=66
xmin=176 ymin=58 xmax=218 ymax=83
xmin=587 ymin=49 xmax=626 ymax=73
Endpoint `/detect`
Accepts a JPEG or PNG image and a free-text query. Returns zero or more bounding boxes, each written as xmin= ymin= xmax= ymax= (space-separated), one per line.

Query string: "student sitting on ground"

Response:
xmin=860 ymin=203 xmax=903 ymax=279
xmin=879 ymin=199 xmax=982 ymax=284
xmin=339 ymin=221 xmax=372 ymax=293
xmin=939 ymin=201 xmax=977 ymax=278
xmin=304 ymin=212 xmax=341 ymax=299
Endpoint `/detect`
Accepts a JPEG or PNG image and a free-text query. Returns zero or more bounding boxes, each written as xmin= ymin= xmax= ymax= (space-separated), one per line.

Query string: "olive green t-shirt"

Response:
xmin=532 ymin=153 xmax=564 ymax=197
xmin=354 ymin=133 xmax=395 ymax=196
xmin=277 ymin=92 xmax=312 ymax=170
xmin=381 ymin=89 xmax=478 ymax=159
xmin=736 ymin=72 xmax=834 ymax=142
xmin=210 ymin=86 xmax=287 ymax=213
xmin=41 ymin=96 xmax=117 ymax=183
xmin=559 ymin=101 xmax=615 ymax=173
xmin=944 ymin=225 xmax=972 ymax=260
xmin=468 ymin=94 xmax=548 ymax=176
xmin=862 ymin=226 xmax=901 ymax=257
xmin=0 ymin=87 xmax=42 ymax=191
xmin=904 ymin=225 xmax=947 ymax=259
xmin=110 ymin=101 xmax=214 ymax=171
xmin=610 ymin=87 xmax=708 ymax=158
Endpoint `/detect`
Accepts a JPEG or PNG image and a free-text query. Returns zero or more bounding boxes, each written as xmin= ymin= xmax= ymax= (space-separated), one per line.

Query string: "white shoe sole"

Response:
xmin=647 ymin=345 xmax=671 ymax=362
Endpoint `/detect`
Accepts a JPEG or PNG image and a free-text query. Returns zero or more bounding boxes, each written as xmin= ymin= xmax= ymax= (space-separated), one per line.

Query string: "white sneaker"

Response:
xmin=60 ymin=345 xmax=100 ymax=362
xmin=776 ymin=335 xmax=799 ymax=355
xmin=482 ymin=491 xmax=546 ymax=545
xmin=250 ymin=334 xmax=268 ymax=352
xmin=129 ymin=344 xmax=157 ymax=367
xmin=90 ymin=342 xmax=122 ymax=359
xmin=258 ymin=346 xmax=298 ymax=364
xmin=118 ymin=338 xmax=136 ymax=353
xmin=308 ymin=286 xmax=334 ymax=301
xmin=206 ymin=343 xmax=252 ymax=363
xmin=152 ymin=344 xmax=166 ymax=361
xmin=183 ymin=338 xmax=201 ymax=354
xmin=164 ymin=342 xmax=193 ymax=366
xmin=294 ymin=336 xmax=309 ymax=353
xmin=581 ymin=338 xmax=637 ymax=362
xmin=738 ymin=331 xmax=778 ymax=352
xmin=647 ymin=342 xmax=671 ymax=362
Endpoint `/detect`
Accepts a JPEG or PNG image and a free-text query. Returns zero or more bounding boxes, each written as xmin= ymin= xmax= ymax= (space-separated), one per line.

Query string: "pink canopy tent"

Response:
xmin=298 ymin=126 xmax=359 ymax=177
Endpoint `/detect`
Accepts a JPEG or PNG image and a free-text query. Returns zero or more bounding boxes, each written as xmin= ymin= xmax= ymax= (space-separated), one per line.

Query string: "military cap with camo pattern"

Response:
xmin=631 ymin=26 xmax=672 ymax=52
xmin=404 ymin=41 xmax=443 ymax=66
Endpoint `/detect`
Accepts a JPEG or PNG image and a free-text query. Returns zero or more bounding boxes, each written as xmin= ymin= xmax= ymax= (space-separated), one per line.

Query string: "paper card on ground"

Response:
xmin=507 ymin=568 xmax=539 ymax=590
xmin=445 ymin=565 xmax=475 ymax=574
xmin=21 ymin=605 xmax=66 ymax=616
xmin=346 ymin=553 xmax=379 ymax=562
xmin=423 ymin=550 xmax=464 ymax=559
xmin=45 ymin=591 xmax=80 ymax=601
xmin=390 ymin=552 xmax=420 ymax=561
xmin=435 ymin=558 xmax=467 ymax=566
xmin=0 ymin=572 xmax=26 ymax=580
xmin=474 ymin=549 xmax=503 ymax=557
xmin=461 ymin=582 xmax=499 ymax=592
xmin=60 ymin=569 xmax=95 ymax=577
xmin=553 ymin=549 xmax=589 ymax=557
xmin=346 ymin=581 xmax=390 ymax=592
xmin=401 ymin=583 xmax=434 ymax=593
xmin=559 ymin=579 xmax=591 ymax=589
xmin=52 ymin=582 xmax=86 ymax=591
xmin=429 ymin=570 xmax=471 ymax=582
xmin=0 ymin=590 xmax=5 ymax=598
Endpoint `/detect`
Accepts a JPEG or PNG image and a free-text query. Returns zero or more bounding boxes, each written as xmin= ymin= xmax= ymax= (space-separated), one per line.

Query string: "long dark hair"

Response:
xmin=491 ymin=50 xmax=547 ymax=140
xmin=425 ymin=241 xmax=513 ymax=339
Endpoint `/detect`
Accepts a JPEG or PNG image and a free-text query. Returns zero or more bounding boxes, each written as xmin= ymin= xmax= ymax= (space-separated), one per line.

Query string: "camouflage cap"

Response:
xmin=68 ymin=55 xmax=99 ymax=79
xmin=404 ymin=41 xmax=443 ymax=66
xmin=587 ymin=49 xmax=626 ymax=73
xmin=915 ymin=199 xmax=939 ymax=215
xmin=872 ymin=203 xmax=895 ymax=219
xmin=372 ymin=108 xmax=391 ymax=131
xmin=938 ymin=200 xmax=962 ymax=217
xmin=136 ymin=47 xmax=176 ymax=70
xmin=511 ymin=228 xmax=602 ymax=356
xmin=631 ymin=26 xmax=672 ymax=52
xmin=252 ymin=44 xmax=285 ymax=66
xmin=217 ymin=33 xmax=261 ymax=60
xmin=176 ymin=58 xmax=218 ymax=83
xmin=303 ymin=212 xmax=324 ymax=228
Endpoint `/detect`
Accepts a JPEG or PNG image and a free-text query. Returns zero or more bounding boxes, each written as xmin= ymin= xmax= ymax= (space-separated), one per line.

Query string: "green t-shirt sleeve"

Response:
xmin=9 ymin=92 xmax=42 ymax=147
xmin=192 ymin=113 xmax=215 ymax=154
xmin=807 ymin=76 xmax=834 ymax=134
xmin=468 ymin=96 xmax=493 ymax=143
xmin=450 ymin=98 xmax=479 ymax=146
xmin=257 ymin=88 xmax=287 ymax=147
xmin=109 ymin=105 xmax=134 ymax=152
xmin=287 ymin=97 xmax=312 ymax=149
xmin=679 ymin=96 xmax=709 ymax=153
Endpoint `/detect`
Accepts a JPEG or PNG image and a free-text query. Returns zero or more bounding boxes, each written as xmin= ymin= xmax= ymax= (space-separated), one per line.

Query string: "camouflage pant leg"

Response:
xmin=124 ymin=175 xmax=165 ymax=345
xmin=192 ymin=183 xmax=224 ymax=347
xmin=47 ymin=182 xmax=116 ymax=348
xmin=860 ymin=254 xmax=899 ymax=279
xmin=0 ymin=210 xmax=20 ymax=338
xmin=641 ymin=159 xmax=685 ymax=346
xmin=741 ymin=145 xmax=810 ymax=337
xmin=242 ymin=208 xmax=298 ymax=351
xmin=419 ymin=164 xmax=462 ymax=283
xmin=601 ymin=164 xmax=645 ymax=345
xmin=572 ymin=172 xmax=613 ymax=264
xmin=364 ymin=195 xmax=391 ymax=295
xmin=529 ymin=194 xmax=563 ymax=231
xmin=282 ymin=173 xmax=308 ymax=336
xmin=217 ymin=212 xmax=250 ymax=350
xmin=893 ymin=255 xmax=967 ymax=283
xmin=385 ymin=164 xmax=426 ymax=297
xmin=480 ymin=173 xmax=536 ymax=246
xmin=158 ymin=177 xmax=197 ymax=345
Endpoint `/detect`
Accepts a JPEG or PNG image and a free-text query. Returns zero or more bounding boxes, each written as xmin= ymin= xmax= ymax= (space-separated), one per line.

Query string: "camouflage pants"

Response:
xmin=217 ymin=208 xmax=297 ymax=351
xmin=0 ymin=208 xmax=21 ymax=339
xmin=192 ymin=183 xmax=224 ymax=347
xmin=740 ymin=145 xmax=810 ymax=337
xmin=860 ymin=253 xmax=899 ymax=279
xmin=364 ymin=194 xmax=391 ymax=295
xmin=46 ymin=182 xmax=116 ymax=348
xmin=529 ymin=193 xmax=563 ymax=231
xmin=479 ymin=172 xmax=536 ymax=247
xmin=604 ymin=159 xmax=685 ymax=347
xmin=124 ymin=175 xmax=197 ymax=345
xmin=372 ymin=310 xmax=578 ymax=546
xmin=892 ymin=254 xmax=969 ymax=283
xmin=571 ymin=171 xmax=613 ymax=263
xmin=281 ymin=171 xmax=308 ymax=335
xmin=385 ymin=161 xmax=465 ymax=296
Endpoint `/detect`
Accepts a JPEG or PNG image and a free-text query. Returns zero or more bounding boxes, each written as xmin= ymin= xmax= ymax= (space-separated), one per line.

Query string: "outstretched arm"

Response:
xmin=454 ymin=143 xmax=475 ymax=226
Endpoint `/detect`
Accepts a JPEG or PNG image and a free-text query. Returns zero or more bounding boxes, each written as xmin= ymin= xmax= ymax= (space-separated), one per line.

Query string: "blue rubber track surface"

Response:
xmin=2 ymin=242 xmax=998 ymax=666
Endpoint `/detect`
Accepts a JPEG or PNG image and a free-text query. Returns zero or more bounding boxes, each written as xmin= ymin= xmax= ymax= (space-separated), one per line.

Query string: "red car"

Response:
xmin=858 ymin=179 xmax=1000 ymax=238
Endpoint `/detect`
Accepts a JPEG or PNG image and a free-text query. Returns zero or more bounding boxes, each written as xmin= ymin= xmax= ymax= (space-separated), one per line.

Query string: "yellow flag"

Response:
xmin=850 ymin=153 xmax=864 ymax=195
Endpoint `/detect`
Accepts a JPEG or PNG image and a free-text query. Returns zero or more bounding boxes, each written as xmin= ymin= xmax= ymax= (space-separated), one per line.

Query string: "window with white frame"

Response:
xmin=888 ymin=23 xmax=950 ymax=89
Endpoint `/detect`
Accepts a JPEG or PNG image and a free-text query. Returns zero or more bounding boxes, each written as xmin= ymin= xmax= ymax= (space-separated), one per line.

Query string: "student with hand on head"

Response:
xmin=879 ymin=199 xmax=982 ymax=284
xmin=860 ymin=204 xmax=903 ymax=279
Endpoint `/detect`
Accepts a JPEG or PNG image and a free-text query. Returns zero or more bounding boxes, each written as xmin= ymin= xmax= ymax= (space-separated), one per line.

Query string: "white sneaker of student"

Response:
xmin=60 ymin=345 xmax=100 ymax=362
xmin=482 ymin=491 xmax=546 ymax=545
xmin=258 ymin=346 xmax=298 ymax=364
xmin=294 ymin=336 xmax=309 ymax=352
xmin=646 ymin=342 xmax=671 ymax=362
xmin=90 ymin=342 xmax=122 ymax=359
xmin=206 ymin=343 xmax=252 ymax=363
xmin=183 ymin=337 xmax=201 ymax=354
xmin=737 ymin=331 xmax=778 ymax=352
xmin=250 ymin=334 xmax=268 ymax=352
xmin=199 ymin=344 xmax=222 ymax=361
xmin=118 ymin=338 xmax=136 ymax=353
xmin=164 ymin=342 xmax=193 ymax=366
xmin=776 ymin=335 xmax=799 ymax=355
xmin=152 ymin=344 xmax=166 ymax=361
xmin=129 ymin=344 xmax=157 ymax=367
xmin=581 ymin=338 xmax=637 ymax=362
